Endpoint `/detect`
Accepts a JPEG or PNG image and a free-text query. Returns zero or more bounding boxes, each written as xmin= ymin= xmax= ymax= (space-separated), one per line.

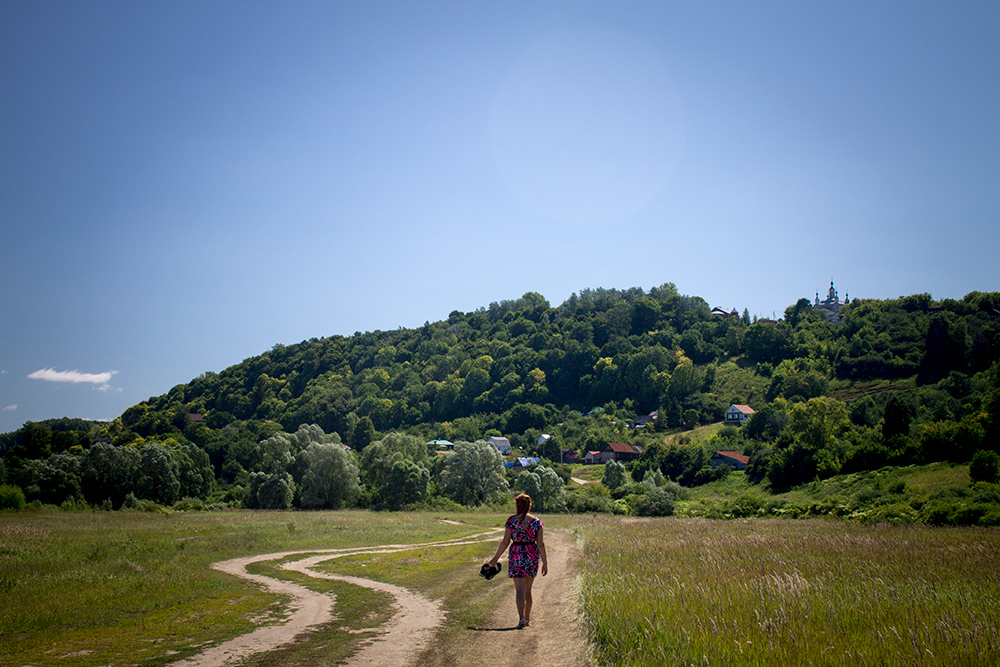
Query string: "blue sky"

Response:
xmin=2 ymin=1 xmax=998 ymax=433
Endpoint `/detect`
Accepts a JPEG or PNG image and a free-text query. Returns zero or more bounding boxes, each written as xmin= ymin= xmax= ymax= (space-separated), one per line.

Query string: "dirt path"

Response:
xmin=168 ymin=531 xmax=500 ymax=667
xmin=168 ymin=527 xmax=591 ymax=667
xmin=434 ymin=529 xmax=593 ymax=667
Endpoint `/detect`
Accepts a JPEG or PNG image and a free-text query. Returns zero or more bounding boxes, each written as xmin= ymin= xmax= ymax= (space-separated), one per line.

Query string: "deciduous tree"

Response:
xmin=441 ymin=440 xmax=508 ymax=506
xmin=300 ymin=441 xmax=361 ymax=509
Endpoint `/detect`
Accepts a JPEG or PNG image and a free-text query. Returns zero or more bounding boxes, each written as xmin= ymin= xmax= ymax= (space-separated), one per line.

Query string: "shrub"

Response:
xmin=409 ymin=496 xmax=466 ymax=512
xmin=730 ymin=495 xmax=769 ymax=518
xmin=852 ymin=487 xmax=885 ymax=508
xmin=612 ymin=482 xmax=646 ymax=500
xmin=173 ymin=497 xmax=206 ymax=511
xmin=602 ymin=460 xmax=627 ymax=490
xmin=662 ymin=480 xmax=691 ymax=501
xmin=60 ymin=497 xmax=84 ymax=511
xmin=929 ymin=484 xmax=970 ymax=501
xmin=980 ymin=505 xmax=1000 ymax=527
xmin=564 ymin=492 xmax=625 ymax=514
xmin=0 ymin=484 xmax=26 ymax=511
xmin=635 ymin=488 xmax=676 ymax=517
xmin=971 ymin=483 xmax=1000 ymax=504
xmin=122 ymin=492 xmax=166 ymax=513
xmin=223 ymin=485 xmax=246 ymax=504
xmin=850 ymin=502 xmax=920 ymax=525
xmin=970 ymin=450 xmax=1000 ymax=484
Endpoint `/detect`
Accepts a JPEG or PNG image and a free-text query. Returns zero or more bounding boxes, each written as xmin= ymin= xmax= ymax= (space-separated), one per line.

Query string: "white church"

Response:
xmin=814 ymin=280 xmax=849 ymax=322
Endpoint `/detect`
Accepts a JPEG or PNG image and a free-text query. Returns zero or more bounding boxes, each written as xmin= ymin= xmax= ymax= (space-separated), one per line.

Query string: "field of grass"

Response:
xmin=569 ymin=464 xmax=605 ymax=483
xmin=664 ymin=421 xmax=726 ymax=446
xmin=575 ymin=516 xmax=1000 ymax=666
xmin=3 ymin=509 xmax=998 ymax=666
xmin=828 ymin=377 xmax=917 ymax=402
xmin=0 ymin=509 xmax=499 ymax=666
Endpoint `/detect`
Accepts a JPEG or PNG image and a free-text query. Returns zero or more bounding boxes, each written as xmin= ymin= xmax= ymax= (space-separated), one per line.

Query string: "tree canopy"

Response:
xmin=1 ymin=285 xmax=998 ymax=521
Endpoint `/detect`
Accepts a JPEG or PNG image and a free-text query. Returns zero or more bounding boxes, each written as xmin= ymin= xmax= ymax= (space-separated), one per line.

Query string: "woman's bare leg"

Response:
xmin=513 ymin=577 xmax=527 ymax=624
xmin=523 ymin=576 xmax=535 ymax=622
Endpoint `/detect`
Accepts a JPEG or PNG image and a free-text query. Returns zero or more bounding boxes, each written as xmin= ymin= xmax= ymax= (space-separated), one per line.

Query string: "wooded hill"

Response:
xmin=2 ymin=283 xmax=999 ymax=521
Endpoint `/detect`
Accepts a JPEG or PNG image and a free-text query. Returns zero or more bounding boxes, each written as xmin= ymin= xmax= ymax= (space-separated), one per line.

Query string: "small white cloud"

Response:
xmin=2 ymin=404 xmax=16 ymax=411
xmin=1 ymin=369 xmax=8 ymax=374
xmin=28 ymin=368 xmax=119 ymax=391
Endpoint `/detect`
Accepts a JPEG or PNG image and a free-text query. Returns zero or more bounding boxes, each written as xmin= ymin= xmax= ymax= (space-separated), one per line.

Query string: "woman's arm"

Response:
xmin=488 ymin=526 xmax=512 ymax=567
xmin=536 ymin=525 xmax=548 ymax=576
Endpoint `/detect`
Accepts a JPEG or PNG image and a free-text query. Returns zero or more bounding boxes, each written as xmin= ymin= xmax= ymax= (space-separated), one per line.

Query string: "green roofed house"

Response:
xmin=426 ymin=439 xmax=454 ymax=450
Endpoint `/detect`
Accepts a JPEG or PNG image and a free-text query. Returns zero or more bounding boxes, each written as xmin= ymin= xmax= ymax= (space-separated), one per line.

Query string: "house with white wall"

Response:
xmin=725 ymin=404 xmax=755 ymax=426
xmin=489 ymin=436 xmax=513 ymax=454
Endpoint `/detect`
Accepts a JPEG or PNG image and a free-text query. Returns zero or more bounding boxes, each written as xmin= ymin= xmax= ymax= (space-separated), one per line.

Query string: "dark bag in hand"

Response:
xmin=479 ymin=562 xmax=502 ymax=580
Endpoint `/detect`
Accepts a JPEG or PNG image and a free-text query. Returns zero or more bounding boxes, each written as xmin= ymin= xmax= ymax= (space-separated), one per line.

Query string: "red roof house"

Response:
xmin=711 ymin=450 xmax=750 ymax=470
xmin=600 ymin=442 xmax=643 ymax=463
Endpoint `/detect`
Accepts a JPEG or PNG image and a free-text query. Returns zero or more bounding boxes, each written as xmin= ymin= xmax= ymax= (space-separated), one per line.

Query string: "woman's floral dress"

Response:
xmin=505 ymin=515 xmax=542 ymax=578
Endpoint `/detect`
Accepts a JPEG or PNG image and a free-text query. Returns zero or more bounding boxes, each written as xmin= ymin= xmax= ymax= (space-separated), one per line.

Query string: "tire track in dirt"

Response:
xmin=168 ymin=530 xmax=500 ymax=667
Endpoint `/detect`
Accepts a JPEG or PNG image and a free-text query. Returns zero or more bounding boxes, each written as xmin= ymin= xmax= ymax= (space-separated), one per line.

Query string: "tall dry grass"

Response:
xmin=577 ymin=517 xmax=1000 ymax=666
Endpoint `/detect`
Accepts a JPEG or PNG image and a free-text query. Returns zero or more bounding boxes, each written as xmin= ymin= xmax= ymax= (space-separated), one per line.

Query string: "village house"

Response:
xmin=725 ymin=404 xmax=755 ymax=426
xmin=561 ymin=449 xmax=581 ymax=465
xmin=505 ymin=457 xmax=540 ymax=471
xmin=489 ymin=436 xmax=512 ymax=454
xmin=426 ymin=438 xmax=454 ymax=450
xmin=627 ymin=411 xmax=657 ymax=429
xmin=711 ymin=450 xmax=750 ymax=470
xmin=599 ymin=442 xmax=643 ymax=464
xmin=585 ymin=450 xmax=602 ymax=465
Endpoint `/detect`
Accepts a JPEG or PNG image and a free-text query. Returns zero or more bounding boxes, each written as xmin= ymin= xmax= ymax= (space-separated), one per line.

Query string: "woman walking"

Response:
xmin=486 ymin=493 xmax=548 ymax=629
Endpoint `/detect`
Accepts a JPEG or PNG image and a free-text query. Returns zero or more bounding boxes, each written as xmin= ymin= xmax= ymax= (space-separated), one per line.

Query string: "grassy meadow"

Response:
xmin=0 ymin=509 xmax=498 ymax=666
xmin=2 ymin=509 xmax=999 ymax=666
xmin=575 ymin=517 xmax=1000 ymax=666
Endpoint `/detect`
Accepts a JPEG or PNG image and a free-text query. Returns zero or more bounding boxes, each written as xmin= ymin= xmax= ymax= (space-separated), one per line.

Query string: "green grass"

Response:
xmin=664 ymin=421 xmax=726 ymax=445
xmin=246 ymin=557 xmax=397 ymax=666
xmin=575 ymin=516 xmax=1000 ymax=666
xmin=670 ymin=462 xmax=998 ymax=526
xmin=5 ymin=509 xmax=1000 ymax=667
xmin=685 ymin=470 xmax=758 ymax=499
xmin=778 ymin=462 xmax=968 ymax=502
xmin=0 ymin=509 xmax=499 ymax=666
xmin=569 ymin=464 xmax=605 ymax=483
xmin=828 ymin=376 xmax=917 ymax=402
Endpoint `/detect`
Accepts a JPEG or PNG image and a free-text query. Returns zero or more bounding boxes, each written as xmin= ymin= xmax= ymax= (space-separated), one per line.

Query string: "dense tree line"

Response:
xmin=1 ymin=284 xmax=998 ymax=516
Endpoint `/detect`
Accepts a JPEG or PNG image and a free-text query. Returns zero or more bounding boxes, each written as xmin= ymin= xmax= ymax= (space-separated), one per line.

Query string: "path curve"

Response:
xmin=168 ymin=531 xmax=500 ymax=667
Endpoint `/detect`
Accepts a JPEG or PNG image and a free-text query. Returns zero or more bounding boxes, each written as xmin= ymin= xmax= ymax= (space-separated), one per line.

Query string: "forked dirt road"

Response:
xmin=169 ymin=527 xmax=591 ymax=667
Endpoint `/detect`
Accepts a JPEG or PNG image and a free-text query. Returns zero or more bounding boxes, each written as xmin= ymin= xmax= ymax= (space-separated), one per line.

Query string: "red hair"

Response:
xmin=515 ymin=493 xmax=531 ymax=517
